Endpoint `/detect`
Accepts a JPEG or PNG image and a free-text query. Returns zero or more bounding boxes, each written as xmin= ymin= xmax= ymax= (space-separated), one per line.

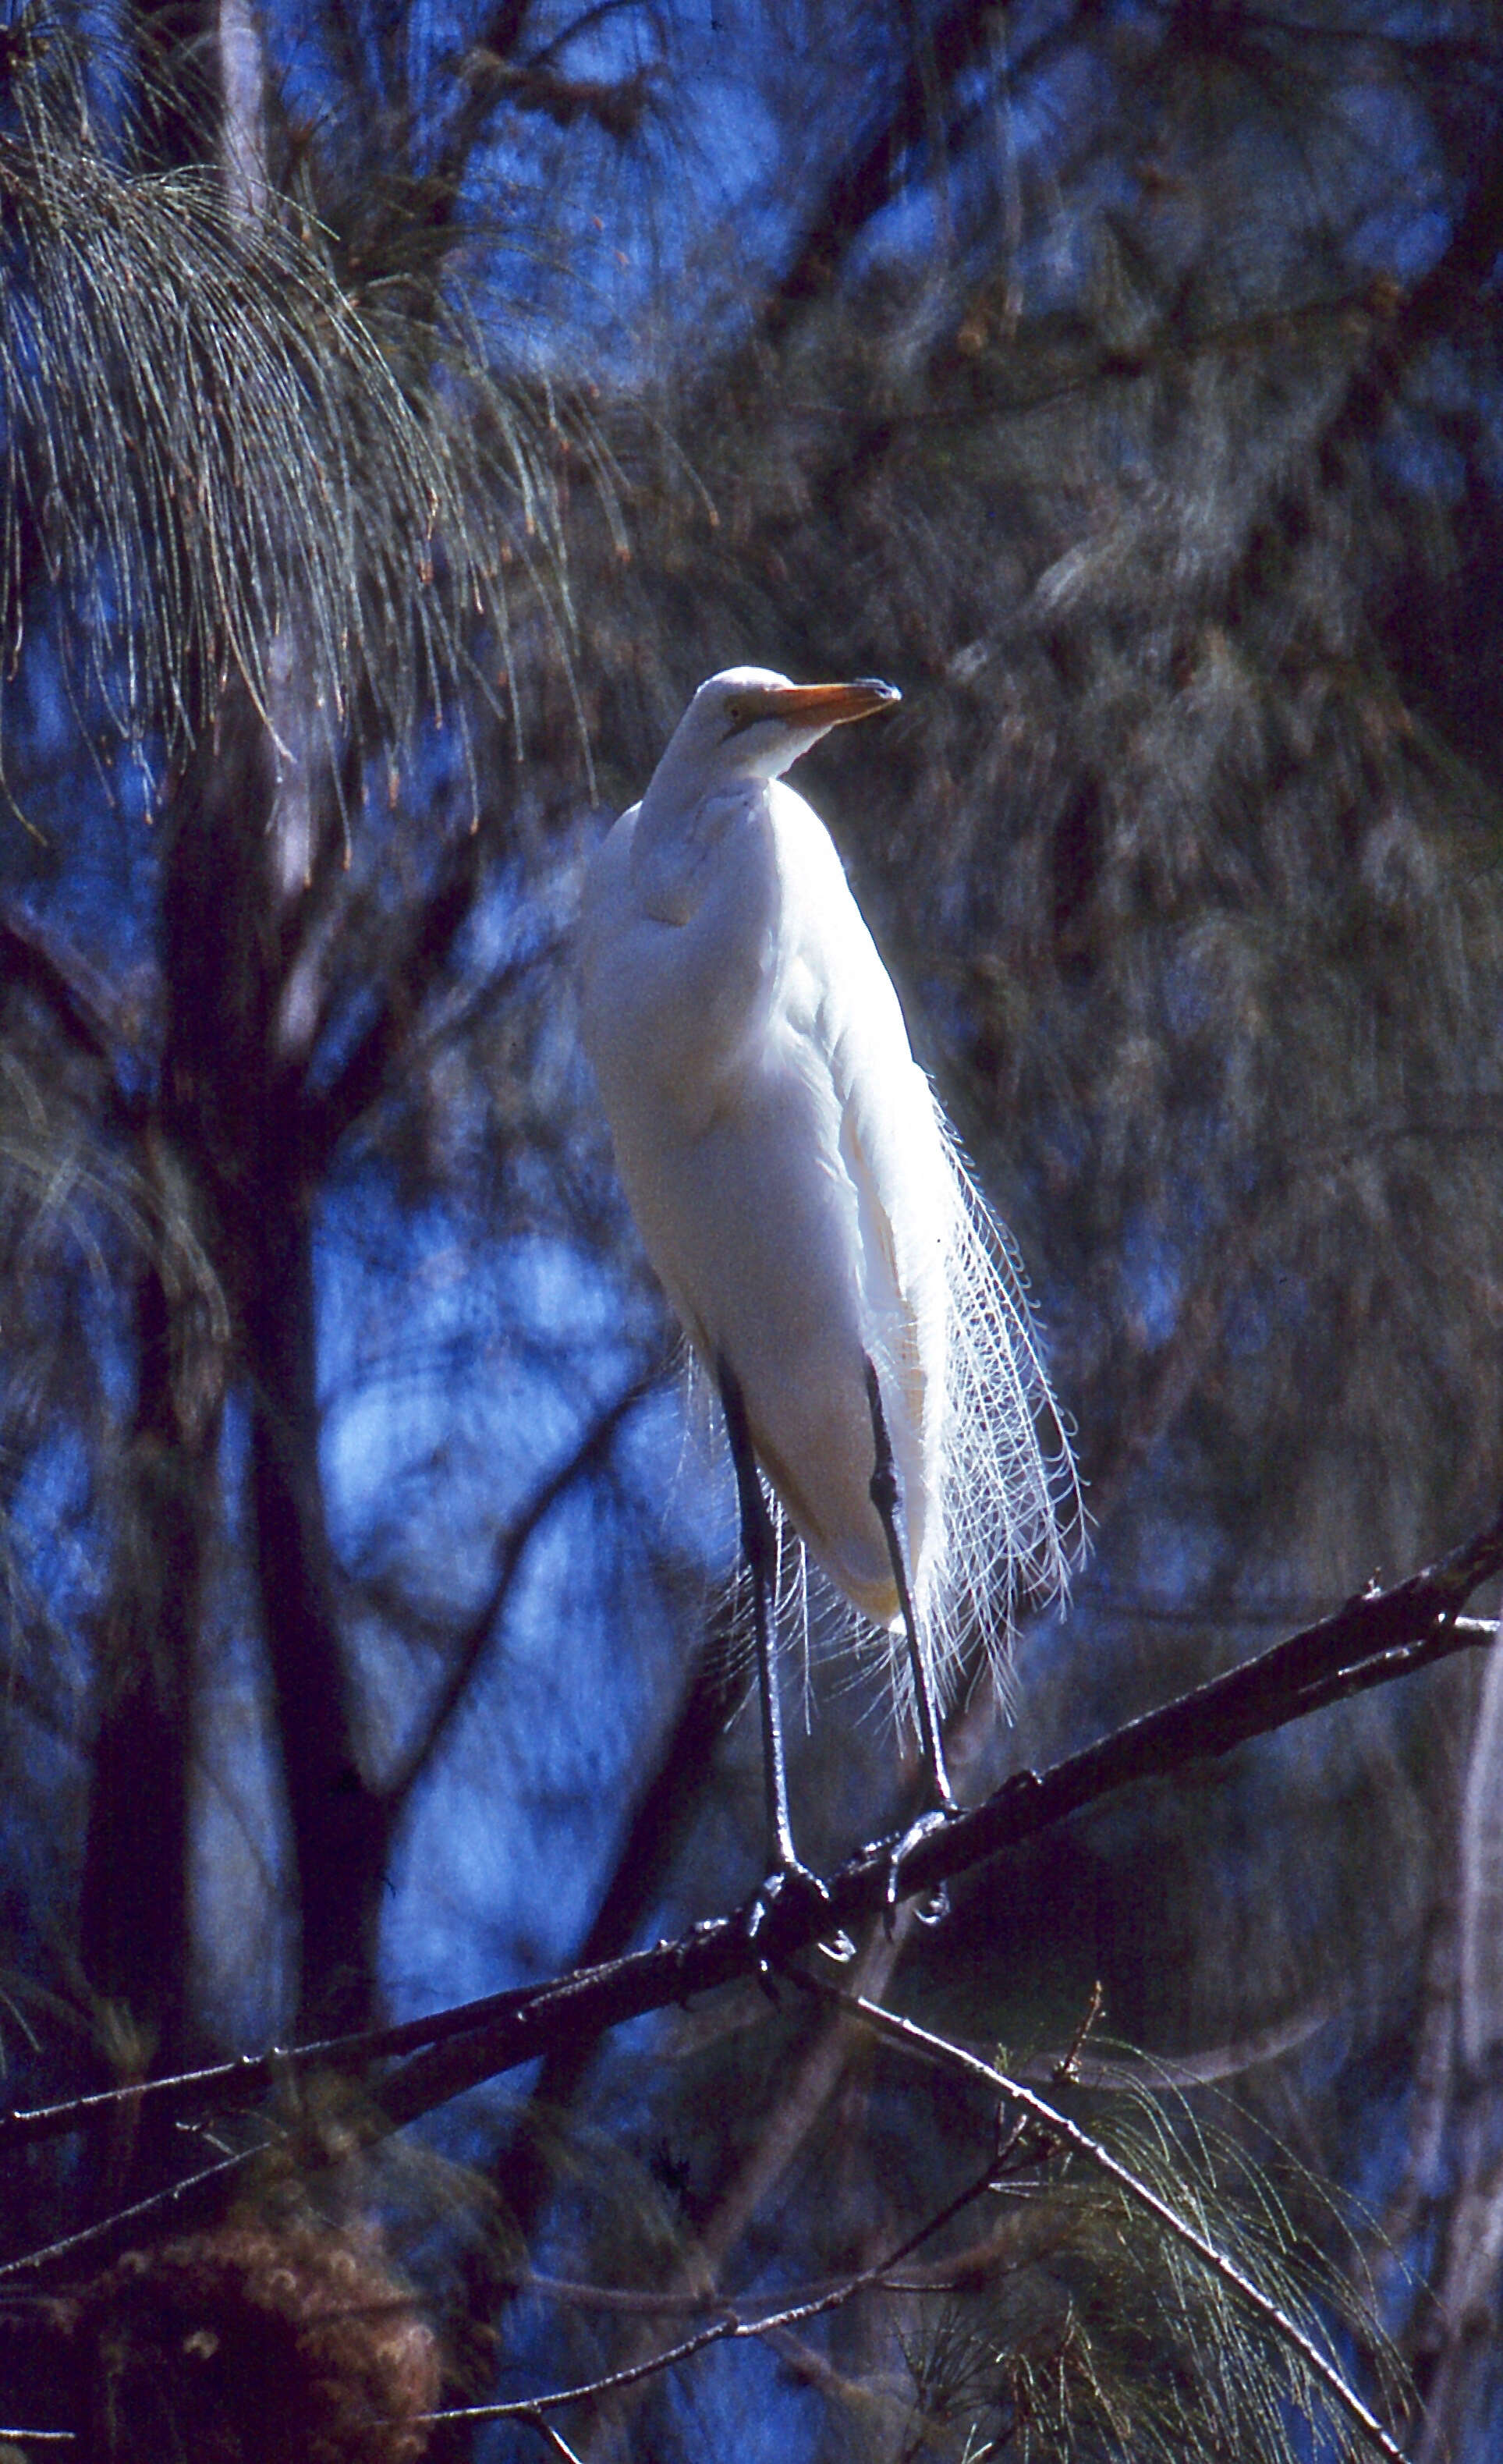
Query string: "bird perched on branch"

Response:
xmin=579 ymin=666 xmax=1077 ymax=1930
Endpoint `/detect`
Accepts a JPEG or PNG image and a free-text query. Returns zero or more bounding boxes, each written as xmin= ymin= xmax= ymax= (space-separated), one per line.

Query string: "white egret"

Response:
xmin=578 ymin=667 xmax=1077 ymax=1930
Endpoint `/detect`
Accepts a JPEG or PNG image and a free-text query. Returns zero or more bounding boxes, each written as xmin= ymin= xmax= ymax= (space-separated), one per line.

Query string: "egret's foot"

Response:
xmin=743 ymin=1857 xmax=835 ymax=1988
xmin=884 ymin=1802 xmax=966 ymax=1935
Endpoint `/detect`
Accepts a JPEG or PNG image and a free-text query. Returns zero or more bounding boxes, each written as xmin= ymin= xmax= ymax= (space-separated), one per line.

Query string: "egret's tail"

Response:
xmin=888 ymin=1124 xmax=1083 ymax=1739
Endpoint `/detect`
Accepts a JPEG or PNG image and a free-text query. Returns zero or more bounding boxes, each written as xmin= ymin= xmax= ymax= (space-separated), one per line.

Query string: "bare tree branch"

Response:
xmin=382 ymin=1376 xmax=647 ymax=1810
xmin=300 ymin=830 xmax=483 ymax=1165
xmin=420 ymin=1984 xmax=1406 ymax=2458
xmin=460 ymin=49 xmax=656 ymax=140
xmin=3 ymin=1512 xmax=1498 ymax=2192
xmin=0 ymin=2150 xmax=257 ymax=2283
xmin=757 ymin=0 xmax=1029 ymax=346
xmin=0 ymin=905 xmax=140 ymax=1095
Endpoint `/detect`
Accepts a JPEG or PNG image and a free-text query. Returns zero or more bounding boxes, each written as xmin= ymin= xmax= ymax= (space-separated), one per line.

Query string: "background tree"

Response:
xmin=2 ymin=0 xmax=1503 ymax=2456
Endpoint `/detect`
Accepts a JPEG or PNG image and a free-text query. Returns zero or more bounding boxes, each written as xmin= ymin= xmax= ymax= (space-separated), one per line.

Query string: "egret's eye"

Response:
xmin=724 ymin=700 xmax=749 ymax=735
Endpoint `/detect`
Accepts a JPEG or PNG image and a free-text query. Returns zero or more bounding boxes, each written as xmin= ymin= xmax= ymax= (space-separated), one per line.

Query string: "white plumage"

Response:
xmin=578 ymin=665 xmax=1076 ymax=1785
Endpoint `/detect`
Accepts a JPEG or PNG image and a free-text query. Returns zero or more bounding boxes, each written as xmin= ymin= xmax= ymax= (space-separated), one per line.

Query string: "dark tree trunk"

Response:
xmin=79 ymin=1264 xmax=214 ymax=2089
xmin=161 ymin=685 xmax=392 ymax=2035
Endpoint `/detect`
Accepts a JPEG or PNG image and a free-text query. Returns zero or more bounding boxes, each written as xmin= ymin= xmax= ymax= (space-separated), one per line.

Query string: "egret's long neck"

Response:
xmin=629 ymin=746 xmax=760 ymax=925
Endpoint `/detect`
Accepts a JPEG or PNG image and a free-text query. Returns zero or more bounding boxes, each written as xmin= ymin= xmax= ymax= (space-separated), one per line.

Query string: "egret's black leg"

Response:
xmin=718 ymin=1356 xmax=796 ymax=1874
xmin=719 ymin=1360 xmax=831 ymax=1969
xmin=864 ymin=1360 xmax=955 ymax=1809
xmin=864 ymin=1358 xmax=963 ymax=1927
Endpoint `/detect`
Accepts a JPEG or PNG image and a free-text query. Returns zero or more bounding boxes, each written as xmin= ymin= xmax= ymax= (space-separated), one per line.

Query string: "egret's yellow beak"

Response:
xmin=754 ymin=678 xmax=901 ymax=729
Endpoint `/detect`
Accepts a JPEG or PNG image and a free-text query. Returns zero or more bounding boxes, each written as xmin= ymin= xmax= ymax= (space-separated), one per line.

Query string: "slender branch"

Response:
xmin=757 ymin=0 xmax=1028 ymax=347
xmin=1318 ymin=133 xmax=1503 ymax=452
xmin=460 ymin=54 xmax=654 ymax=140
xmin=0 ymin=904 xmax=144 ymax=1122
xmin=3 ymin=1514 xmax=1498 ymax=2172
xmin=300 ymin=831 xmax=481 ymax=1166
xmin=498 ymin=2202 xmax=1069 ymax=2311
xmin=495 ymin=1621 xmax=741 ymax=2257
xmin=516 ymin=2415 xmax=586 ymax=2464
xmin=0 ymin=2149 xmax=256 ymax=2281
xmin=825 ymin=1990 xmax=1407 ymax=2464
xmin=562 ymin=1913 xmax=914 ymax=2452
xmin=426 ymin=1989 xmax=1405 ymax=2455
xmin=417 ymin=0 xmax=656 ymax=300
xmin=693 ymin=1915 xmax=905 ymax=2277
xmin=1412 ymin=2134 xmax=1503 ymax=2464
xmin=382 ymin=1376 xmax=647 ymax=1809
xmin=1230 ymin=126 xmax=1503 ymax=615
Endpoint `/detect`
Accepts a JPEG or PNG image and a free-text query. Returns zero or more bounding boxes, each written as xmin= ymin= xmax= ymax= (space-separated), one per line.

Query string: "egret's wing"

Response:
xmin=771 ymin=785 xmax=951 ymax=1611
xmin=771 ymin=784 xmax=1081 ymax=1711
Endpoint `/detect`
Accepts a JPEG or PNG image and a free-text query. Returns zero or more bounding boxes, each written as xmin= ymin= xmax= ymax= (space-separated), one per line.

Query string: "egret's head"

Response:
xmin=670 ymin=666 xmax=901 ymax=783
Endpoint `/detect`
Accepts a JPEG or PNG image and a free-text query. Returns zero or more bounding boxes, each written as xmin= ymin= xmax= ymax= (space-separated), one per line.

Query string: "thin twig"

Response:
xmin=517 ymin=2412 xmax=587 ymax=2464
xmin=1054 ymin=1979 xmax=1106 ymax=2083
xmin=424 ymin=2147 xmax=1000 ymax=2427
xmin=0 ymin=2148 xmax=256 ymax=2280
xmin=383 ymin=1374 xmax=647 ymax=1806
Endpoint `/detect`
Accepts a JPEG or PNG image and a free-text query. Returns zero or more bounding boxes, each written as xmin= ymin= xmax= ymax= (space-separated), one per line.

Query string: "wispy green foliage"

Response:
xmin=899 ymin=2076 xmax=1404 ymax=2463
xmin=0 ymin=9 xmax=581 ymax=798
